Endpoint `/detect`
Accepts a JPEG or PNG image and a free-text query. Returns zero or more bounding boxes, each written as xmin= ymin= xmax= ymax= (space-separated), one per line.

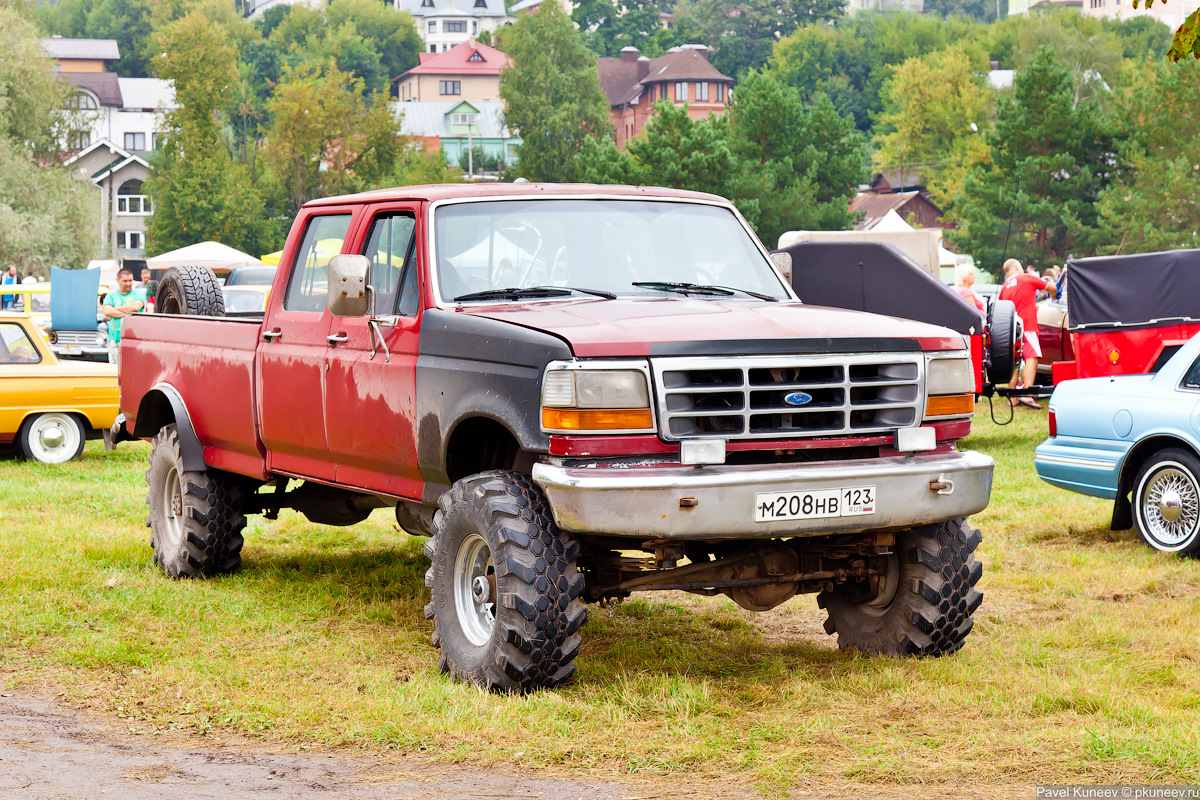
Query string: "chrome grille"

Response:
xmin=52 ymin=330 xmax=103 ymax=347
xmin=652 ymin=354 xmax=923 ymax=441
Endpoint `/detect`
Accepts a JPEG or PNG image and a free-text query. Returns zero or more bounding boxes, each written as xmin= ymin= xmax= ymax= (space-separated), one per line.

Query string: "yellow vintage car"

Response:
xmin=0 ymin=313 xmax=119 ymax=463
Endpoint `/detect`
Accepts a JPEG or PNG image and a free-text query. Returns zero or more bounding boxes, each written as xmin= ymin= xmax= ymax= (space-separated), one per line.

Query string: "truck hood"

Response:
xmin=460 ymin=297 xmax=966 ymax=357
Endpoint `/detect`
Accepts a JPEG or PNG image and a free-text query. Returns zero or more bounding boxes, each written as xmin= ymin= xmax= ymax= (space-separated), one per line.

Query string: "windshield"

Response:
xmin=433 ymin=199 xmax=790 ymax=303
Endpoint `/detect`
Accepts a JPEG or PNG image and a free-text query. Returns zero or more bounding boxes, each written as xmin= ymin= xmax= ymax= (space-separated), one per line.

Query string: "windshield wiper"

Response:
xmin=631 ymin=281 xmax=778 ymax=301
xmin=528 ymin=285 xmax=617 ymax=299
xmin=454 ymin=286 xmax=616 ymax=302
xmin=453 ymin=287 xmax=572 ymax=302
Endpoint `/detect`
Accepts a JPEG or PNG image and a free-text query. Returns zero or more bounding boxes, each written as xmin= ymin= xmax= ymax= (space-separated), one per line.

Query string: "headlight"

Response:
xmin=541 ymin=364 xmax=654 ymax=433
xmin=924 ymin=354 xmax=974 ymax=418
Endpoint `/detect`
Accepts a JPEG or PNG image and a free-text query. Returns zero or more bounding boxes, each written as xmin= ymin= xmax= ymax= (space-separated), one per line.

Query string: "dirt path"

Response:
xmin=0 ymin=693 xmax=646 ymax=800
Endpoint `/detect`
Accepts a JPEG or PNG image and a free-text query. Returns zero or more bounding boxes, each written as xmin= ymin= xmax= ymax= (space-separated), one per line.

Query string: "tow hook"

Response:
xmin=929 ymin=474 xmax=955 ymax=495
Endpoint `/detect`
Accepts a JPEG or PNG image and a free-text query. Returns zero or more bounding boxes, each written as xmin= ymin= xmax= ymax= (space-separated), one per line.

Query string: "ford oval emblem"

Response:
xmin=784 ymin=391 xmax=813 ymax=407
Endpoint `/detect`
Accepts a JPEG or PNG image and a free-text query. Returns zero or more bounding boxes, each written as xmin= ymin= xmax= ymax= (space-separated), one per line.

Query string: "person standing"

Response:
xmin=999 ymin=257 xmax=1052 ymax=408
xmin=955 ymin=263 xmax=986 ymax=313
xmin=101 ymin=267 xmax=146 ymax=365
xmin=0 ymin=264 xmax=17 ymax=309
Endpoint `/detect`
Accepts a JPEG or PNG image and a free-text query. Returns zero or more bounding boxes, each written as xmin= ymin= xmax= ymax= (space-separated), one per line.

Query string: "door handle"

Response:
xmin=262 ymin=328 xmax=282 ymax=341
xmin=327 ymin=332 xmax=349 ymax=345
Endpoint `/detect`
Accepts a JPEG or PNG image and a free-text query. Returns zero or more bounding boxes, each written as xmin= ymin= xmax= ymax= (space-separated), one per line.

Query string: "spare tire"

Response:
xmin=155 ymin=265 xmax=225 ymax=316
xmin=986 ymin=299 xmax=1020 ymax=384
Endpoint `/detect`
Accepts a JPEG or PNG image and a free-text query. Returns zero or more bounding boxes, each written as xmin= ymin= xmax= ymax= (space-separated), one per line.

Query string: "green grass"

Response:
xmin=1 ymin=402 xmax=1199 ymax=795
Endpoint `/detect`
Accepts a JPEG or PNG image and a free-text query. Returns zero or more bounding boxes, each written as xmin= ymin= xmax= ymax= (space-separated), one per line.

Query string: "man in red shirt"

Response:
xmin=999 ymin=258 xmax=1052 ymax=408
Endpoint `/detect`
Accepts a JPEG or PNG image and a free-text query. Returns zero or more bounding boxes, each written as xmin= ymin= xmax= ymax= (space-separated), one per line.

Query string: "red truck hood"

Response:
xmin=460 ymin=298 xmax=966 ymax=357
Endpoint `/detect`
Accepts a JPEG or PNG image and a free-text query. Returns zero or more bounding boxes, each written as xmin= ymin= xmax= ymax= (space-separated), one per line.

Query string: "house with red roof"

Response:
xmin=393 ymin=39 xmax=511 ymax=104
xmin=596 ymin=44 xmax=734 ymax=149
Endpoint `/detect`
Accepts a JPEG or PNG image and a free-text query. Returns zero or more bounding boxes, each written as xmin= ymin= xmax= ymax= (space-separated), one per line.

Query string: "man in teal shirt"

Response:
xmin=101 ymin=267 xmax=146 ymax=365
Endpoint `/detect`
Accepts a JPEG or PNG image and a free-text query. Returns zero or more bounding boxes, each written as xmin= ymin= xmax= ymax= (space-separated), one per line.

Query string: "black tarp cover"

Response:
xmin=1066 ymin=249 xmax=1200 ymax=330
xmin=779 ymin=241 xmax=984 ymax=336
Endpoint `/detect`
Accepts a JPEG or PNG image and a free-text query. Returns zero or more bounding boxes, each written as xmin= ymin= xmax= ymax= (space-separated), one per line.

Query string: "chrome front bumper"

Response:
xmin=532 ymin=450 xmax=994 ymax=540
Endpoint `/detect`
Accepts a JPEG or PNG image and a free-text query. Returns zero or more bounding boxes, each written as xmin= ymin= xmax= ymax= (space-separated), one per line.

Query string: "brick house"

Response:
xmin=596 ymin=45 xmax=734 ymax=149
xmin=393 ymin=39 xmax=511 ymax=104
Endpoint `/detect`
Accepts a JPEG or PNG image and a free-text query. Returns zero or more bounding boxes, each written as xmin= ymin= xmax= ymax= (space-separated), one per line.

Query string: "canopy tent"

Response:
xmin=147 ymin=241 xmax=262 ymax=275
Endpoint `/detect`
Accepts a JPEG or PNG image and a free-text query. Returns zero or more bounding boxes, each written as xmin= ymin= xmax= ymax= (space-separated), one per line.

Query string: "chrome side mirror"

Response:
xmin=769 ymin=251 xmax=793 ymax=284
xmin=327 ymin=254 xmax=370 ymax=317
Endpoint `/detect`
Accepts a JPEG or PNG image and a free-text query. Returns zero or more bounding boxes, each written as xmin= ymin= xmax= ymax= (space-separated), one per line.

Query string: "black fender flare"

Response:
xmin=131 ymin=383 xmax=207 ymax=473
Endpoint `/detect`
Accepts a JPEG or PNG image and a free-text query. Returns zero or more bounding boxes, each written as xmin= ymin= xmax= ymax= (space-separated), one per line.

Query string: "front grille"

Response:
xmin=53 ymin=330 xmax=102 ymax=347
xmin=652 ymin=354 xmax=923 ymax=441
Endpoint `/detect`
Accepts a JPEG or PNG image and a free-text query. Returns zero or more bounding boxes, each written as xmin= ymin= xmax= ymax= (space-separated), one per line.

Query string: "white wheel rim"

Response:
xmin=26 ymin=413 xmax=81 ymax=464
xmin=1139 ymin=461 xmax=1200 ymax=549
xmin=453 ymin=534 xmax=496 ymax=647
xmin=161 ymin=464 xmax=186 ymax=555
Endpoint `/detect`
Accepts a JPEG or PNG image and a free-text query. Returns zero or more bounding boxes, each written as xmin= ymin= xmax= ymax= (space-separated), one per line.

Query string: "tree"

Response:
xmin=949 ymin=49 xmax=1113 ymax=271
xmin=1138 ymin=0 xmax=1200 ymax=60
xmin=726 ymin=70 xmax=866 ymax=244
xmin=499 ymin=2 xmax=612 ymax=182
xmin=1095 ymin=59 xmax=1200 ymax=252
xmin=0 ymin=6 xmax=97 ymax=269
xmin=145 ymin=12 xmax=272 ymax=255
xmin=259 ymin=66 xmax=403 ymax=214
xmin=678 ymin=0 xmax=845 ymax=80
xmin=574 ymin=72 xmax=866 ymax=246
xmin=395 ymin=142 xmax=463 ymax=185
xmin=872 ymin=45 xmax=992 ymax=207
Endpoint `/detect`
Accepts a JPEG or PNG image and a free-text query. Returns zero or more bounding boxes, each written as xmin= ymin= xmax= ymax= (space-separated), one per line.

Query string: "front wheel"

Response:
xmin=146 ymin=424 xmax=247 ymax=578
xmin=424 ymin=471 xmax=587 ymax=692
xmin=19 ymin=412 xmax=85 ymax=464
xmin=818 ymin=519 xmax=983 ymax=656
xmin=1132 ymin=448 xmax=1200 ymax=556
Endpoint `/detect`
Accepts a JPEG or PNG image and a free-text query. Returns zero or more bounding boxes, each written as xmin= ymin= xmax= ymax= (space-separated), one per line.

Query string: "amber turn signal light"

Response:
xmin=542 ymin=408 xmax=654 ymax=431
xmin=924 ymin=394 xmax=974 ymax=417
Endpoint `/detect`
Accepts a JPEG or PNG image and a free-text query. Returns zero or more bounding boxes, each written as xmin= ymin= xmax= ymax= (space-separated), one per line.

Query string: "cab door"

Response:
xmin=257 ymin=210 xmax=354 ymax=481
xmin=324 ymin=204 xmax=424 ymax=500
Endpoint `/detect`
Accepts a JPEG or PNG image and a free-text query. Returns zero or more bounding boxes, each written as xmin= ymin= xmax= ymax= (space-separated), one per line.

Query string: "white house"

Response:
xmin=42 ymin=37 xmax=175 ymax=260
xmin=394 ymin=0 xmax=512 ymax=53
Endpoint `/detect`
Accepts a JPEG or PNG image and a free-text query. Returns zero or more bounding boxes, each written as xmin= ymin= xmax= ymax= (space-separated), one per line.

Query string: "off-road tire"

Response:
xmin=424 ymin=470 xmax=587 ymax=692
xmin=986 ymin=299 xmax=1019 ymax=384
xmin=818 ymin=519 xmax=983 ymax=656
xmin=155 ymin=265 xmax=225 ymax=316
xmin=1132 ymin=447 xmax=1200 ymax=556
xmin=146 ymin=424 xmax=246 ymax=578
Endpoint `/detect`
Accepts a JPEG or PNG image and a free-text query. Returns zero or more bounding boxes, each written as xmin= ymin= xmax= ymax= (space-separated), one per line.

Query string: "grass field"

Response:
xmin=1 ymin=402 xmax=1198 ymax=796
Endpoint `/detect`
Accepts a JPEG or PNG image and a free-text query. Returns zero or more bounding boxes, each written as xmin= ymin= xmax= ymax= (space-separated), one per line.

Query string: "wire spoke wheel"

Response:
xmin=1136 ymin=456 xmax=1200 ymax=552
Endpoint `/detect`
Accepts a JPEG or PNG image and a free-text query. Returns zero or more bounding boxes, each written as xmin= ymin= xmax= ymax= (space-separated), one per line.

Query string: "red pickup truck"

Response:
xmin=114 ymin=184 xmax=994 ymax=691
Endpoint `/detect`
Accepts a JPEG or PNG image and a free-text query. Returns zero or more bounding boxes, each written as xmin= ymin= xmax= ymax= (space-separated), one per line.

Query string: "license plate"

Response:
xmin=64 ymin=345 xmax=82 ymax=355
xmin=754 ymin=486 xmax=876 ymax=522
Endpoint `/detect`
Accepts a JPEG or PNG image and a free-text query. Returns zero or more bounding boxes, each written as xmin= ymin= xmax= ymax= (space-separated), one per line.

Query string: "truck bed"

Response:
xmin=120 ymin=314 xmax=267 ymax=479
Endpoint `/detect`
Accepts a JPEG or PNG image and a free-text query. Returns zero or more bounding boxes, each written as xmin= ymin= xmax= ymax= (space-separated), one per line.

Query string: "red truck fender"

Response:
xmin=129 ymin=383 xmax=207 ymax=473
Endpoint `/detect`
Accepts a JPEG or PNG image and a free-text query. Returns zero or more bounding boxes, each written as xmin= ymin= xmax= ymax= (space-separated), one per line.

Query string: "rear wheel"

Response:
xmin=424 ymin=470 xmax=587 ymax=691
xmin=146 ymin=424 xmax=247 ymax=578
xmin=818 ymin=519 xmax=983 ymax=656
xmin=18 ymin=412 xmax=85 ymax=464
xmin=1133 ymin=448 xmax=1200 ymax=556
xmin=155 ymin=265 xmax=224 ymax=317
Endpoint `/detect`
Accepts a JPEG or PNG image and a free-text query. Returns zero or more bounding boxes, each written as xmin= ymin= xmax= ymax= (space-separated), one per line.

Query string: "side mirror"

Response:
xmin=769 ymin=251 xmax=792 ymax=284
xmin=327 ymin=254 xmax=370 ymax=317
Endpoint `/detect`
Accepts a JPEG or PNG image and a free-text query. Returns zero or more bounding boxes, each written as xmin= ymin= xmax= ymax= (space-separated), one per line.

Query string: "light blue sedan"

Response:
xmin=1035 ymin=333 xmax=1200 ymax=556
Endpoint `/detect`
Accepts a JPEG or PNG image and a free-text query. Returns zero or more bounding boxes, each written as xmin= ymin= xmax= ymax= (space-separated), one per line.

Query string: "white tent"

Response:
xmin=147 ymin=241 xmax=262 ymax=274
xmin=870 ymin=208 xmax=914 ymax=233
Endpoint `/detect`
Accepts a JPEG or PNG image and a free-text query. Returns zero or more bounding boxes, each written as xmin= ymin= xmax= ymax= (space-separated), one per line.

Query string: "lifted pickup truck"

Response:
xmin=114 ymin=184 xmax=993 ymax=691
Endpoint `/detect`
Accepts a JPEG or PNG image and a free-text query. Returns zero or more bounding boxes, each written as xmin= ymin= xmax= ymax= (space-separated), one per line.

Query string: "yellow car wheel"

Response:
xmin=19 ymin=412 xmax=86 ymax=464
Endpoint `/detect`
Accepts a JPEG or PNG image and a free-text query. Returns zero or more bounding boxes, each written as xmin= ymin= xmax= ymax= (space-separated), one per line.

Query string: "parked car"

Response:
xmin=1045 ymin=249 xmax=1200 ymax=385
xmin=1036 ymin=291 xmax=1071 ymax=381
xmin=1035 ymin=332 xmax=1200 ymax=555
xmin=224 ymin=266 xmax=277 ymax=286
xmin=0 ymin=313 xmax=119 ymax=463
xmin=221 ymin=285 xmax=270 ymax=315
xmin=113 ymin=183 xmax=993 ymax=691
